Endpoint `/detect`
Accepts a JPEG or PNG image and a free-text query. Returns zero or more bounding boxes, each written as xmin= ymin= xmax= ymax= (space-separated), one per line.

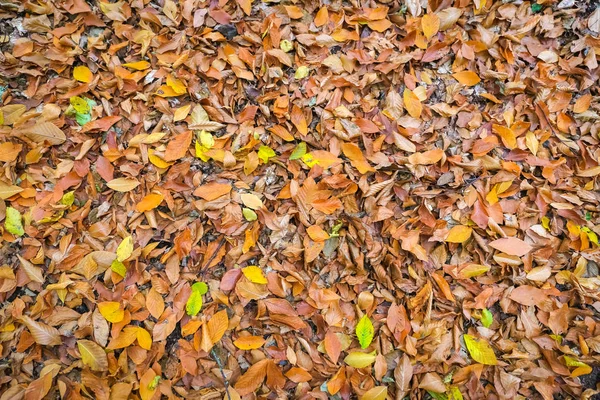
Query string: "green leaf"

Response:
xmin=192 ymin=282 xmax=208 ymax=295
xmin=5 ymin=207 xmax=24 ymax=236
xmin=427 ymin=391 xmax=448 ymax=400
xmin=76 ymin=112 xmax=92 ymax=126
xmin=463 ymin=334 xmax=497 ymax=365
xmin=355 ymin=314 xmax=374 ymax=349
xmin=258 ymin=145 xmax=276 ymax=163
xmin=531 ymin=3 xmax=543 ymax=13
xmin=149 ymin=375 xmax=161 ymax=390
xmin=111 ymin=260 xmax=127 ymax=277
xmin=481 ymin=308 xmax=493 ymax=328
xmin=289 ymin=142 xmax=307 ymax=160
xmin=186 ymin=289 xmax=203 ymax=316
xmin=243 ymin=208 xmax=257 ymax=221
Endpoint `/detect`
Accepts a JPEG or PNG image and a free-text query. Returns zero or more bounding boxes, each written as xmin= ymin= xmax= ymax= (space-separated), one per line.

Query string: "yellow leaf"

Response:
xmin=403 ymin=88 xmax=422 ymax=119
xmin=452 ymin=71 xmax=481 ymax=86
xmin=77 ymin=340 xmax=108 ymax=371
xmin=458 ymin=264 xmax=490 ymax=279
xmin=463 ymin=334 xmax=497 ymax=365
xmin=242 ymin=266 xmax=268 ymax=284
xmin=173 ymin=104 xmax=191 ymax=122
xmin=110 ymin=259 xmax=127 ymax=277
xmin=242 ymin=208 xmax=257 ymax=221
xmin=241 ymin=193 xmax=263 ymax=210
xmin=166 ymin=74 xmax=186 ymax=94
xmin=421 ymin=14 xmax=440 ymax=39
xmin=70 ymin=96 xmax=91 ymax=114
xmin=295 ymin=66 xmax=309 ymax=79
xmin=360 ymin=386 xmax=388 ymax=400
xmin=98 ymin=302 xmax=125 ymax=323
xmin=344 ymin=351 xmax=377 ymax=368
xmin=0 ymin=183 xmax=23 ymax=200
xmin=136 ymin=327 xmax=152 ymax=350
xmin=446 ymin=225 xmax=473 ymax=243
xmin=106 ymin=177 xmax=140 ymax=192
xmin=116 ymin=235 xmax=133 ymax=262
xmin=234 ymin=336 xmax=266 ymax=350
xmin=73 ymin=65 xmax=93 ymax=83
xmin=148 ymin=149 xmax=174 ymax=169
xmin=280 ymin=39 xmax=293 ymax=52
xmin=122 ymin=60 xmax=151 ymax=70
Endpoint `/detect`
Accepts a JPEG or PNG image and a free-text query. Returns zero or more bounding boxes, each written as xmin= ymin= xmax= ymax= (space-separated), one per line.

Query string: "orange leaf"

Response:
xmin=307 ymin=225 xmax=330 ymax=242
xmin=291 ymin=105 xmax=308 ymax=135
xmin=234 ymin=335 xmax=266 ymax=350
xmin=135 ymin=193 xmax=164 ymax=213
xmin=403 ymin=89 xmax=422 ymax=119
xmin=324 ymin=329 xmax=342 ymax=363
xmin=193 ymin=182 xmax=231 ymax=201
xmin=285 ymin=367 xmax=312 ymax=383
xmin=164 ymin=130 xmax=192 ymax=161
xmin=236 ymin=0 xmax=251 ymax=15
xmin=284 ymin=5 xmax=303 ymax=19
xmin=408 ymin=149 xmax=443 ymax=165
xmin=341 ymin=142 xmax=375 ymax=174
xmin=492 ymin=124 xmax=516 ymax=149
xmin=139 ymin=369 xmax=158 ymax=400
xmin=315 ymin=7 xmax=328 ymax=27
xmin=234 ymin=359 xmax=269 ymax=396
xmin=145 ymin=287 xmax=165 ymax=319
xmin=207 ymin=309 xmax=229 ymax=345
xmin=431 ymin=272 xmax=455 ymax=302
xmin=452 ymin=71 xmax=481 ymax=86
xmin=0 ymin=142 xmax=22 ymax=162
xmin=421 ymin=14 xmax=440 ymax=39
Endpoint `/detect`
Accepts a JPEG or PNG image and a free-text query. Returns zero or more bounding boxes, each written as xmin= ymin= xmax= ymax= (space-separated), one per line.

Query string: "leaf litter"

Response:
xmin=0 ymin=0 xmax=600 ymax=399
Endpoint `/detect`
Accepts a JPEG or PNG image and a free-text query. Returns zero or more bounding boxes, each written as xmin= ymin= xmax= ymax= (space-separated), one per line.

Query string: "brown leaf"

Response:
xmin=19 ymin=316 xmax=62 ymax=346
xmin=489 ymin=237 xmax=532 ymax=256
xmin=23 ymin=122 xmax=66 ymax=145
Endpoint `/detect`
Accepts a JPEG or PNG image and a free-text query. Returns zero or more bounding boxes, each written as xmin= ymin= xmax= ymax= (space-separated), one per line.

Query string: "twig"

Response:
xmin=211 ymin=347 xmax=232 ymax=400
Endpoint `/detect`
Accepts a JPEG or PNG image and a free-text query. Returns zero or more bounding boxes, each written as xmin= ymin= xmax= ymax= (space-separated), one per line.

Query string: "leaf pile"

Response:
xmin=1 ymin=0 xmax=600 ymax=399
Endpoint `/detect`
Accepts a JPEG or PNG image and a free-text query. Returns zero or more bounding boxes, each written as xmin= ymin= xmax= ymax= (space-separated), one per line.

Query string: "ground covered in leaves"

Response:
xmin=1 ymin=0 xmax=600 ymax=398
